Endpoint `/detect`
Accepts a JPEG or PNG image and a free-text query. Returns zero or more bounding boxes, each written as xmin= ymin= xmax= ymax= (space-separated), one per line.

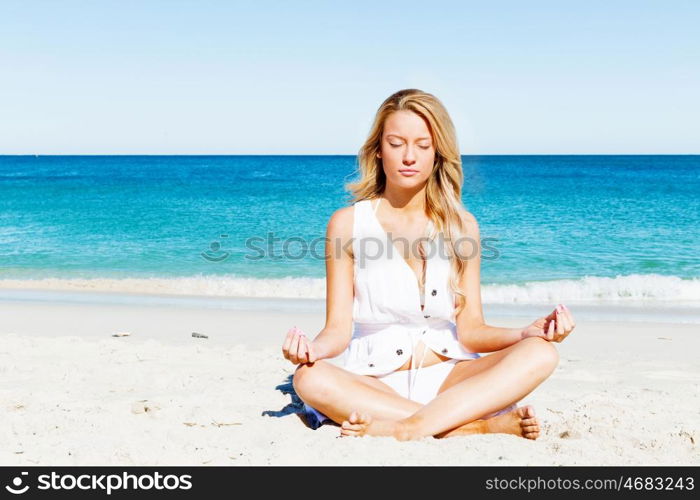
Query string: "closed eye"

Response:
xmin=390 ymin=144 xmax=431 ymax=149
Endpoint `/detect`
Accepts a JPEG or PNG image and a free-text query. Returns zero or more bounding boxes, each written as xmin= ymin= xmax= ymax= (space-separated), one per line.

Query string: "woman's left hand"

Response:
xmin=520 ymin=304 xmax=576 ymax=343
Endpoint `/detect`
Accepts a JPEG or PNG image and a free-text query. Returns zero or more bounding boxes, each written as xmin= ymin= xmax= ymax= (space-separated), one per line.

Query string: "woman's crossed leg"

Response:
xmin=293 ymin=336 xmax=558 ymax=440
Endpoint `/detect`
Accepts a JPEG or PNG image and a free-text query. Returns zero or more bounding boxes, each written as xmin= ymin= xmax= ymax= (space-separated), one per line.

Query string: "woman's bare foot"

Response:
xmin=340 ymin=405 xmax=541 ymax=440
xmin=340 ymin=411 xmax=412 ymax=440
xmin=484 ymin=405 xmax=540 ymax=439
xmin=440 ymin=405 xmax=540 ymax=439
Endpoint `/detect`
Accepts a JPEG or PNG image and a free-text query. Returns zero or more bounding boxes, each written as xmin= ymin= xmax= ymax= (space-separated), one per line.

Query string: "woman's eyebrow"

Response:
xmin=386 ymin=134 xmax=431 ymax=141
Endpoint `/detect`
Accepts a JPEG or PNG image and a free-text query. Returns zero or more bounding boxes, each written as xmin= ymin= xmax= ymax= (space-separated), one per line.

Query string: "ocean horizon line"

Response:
xmin=1 ymin=153 xmax=698 ymax=158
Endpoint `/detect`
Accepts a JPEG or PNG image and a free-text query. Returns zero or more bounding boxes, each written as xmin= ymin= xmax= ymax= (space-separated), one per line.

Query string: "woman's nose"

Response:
xmin=403 ymin=146 xmax=417 ymax=164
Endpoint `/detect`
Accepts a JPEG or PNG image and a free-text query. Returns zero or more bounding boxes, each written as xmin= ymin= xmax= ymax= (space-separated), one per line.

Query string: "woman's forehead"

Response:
xmin=384 ymin=111 xmax=432 ymax=138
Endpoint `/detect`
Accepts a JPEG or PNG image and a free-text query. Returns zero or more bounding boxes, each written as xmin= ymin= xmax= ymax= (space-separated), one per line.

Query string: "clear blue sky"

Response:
xmin=1 ymin=0 xmax=698 ymax=154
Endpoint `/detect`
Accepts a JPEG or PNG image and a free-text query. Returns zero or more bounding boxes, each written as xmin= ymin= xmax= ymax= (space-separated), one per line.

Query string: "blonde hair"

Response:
xmin=345 ymin=88 xmax=473 ymax=316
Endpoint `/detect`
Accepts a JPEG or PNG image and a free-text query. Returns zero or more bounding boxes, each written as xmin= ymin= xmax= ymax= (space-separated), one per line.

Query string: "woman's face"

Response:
xmin=378 ymin=110 xmax=436 ymax=187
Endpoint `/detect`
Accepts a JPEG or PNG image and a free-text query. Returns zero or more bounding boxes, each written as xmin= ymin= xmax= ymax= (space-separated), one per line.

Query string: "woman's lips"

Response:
xmin=398 ymin=169 xmax=419 ymax=176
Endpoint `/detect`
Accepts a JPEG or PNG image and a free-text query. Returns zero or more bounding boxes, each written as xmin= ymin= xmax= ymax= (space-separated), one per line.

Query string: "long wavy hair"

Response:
xmin=345 ymin=88 xmax=473 ymax=316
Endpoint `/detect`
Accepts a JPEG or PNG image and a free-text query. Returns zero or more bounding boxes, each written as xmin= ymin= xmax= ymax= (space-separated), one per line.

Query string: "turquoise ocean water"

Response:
xmin=1 ymin=155 xmax=699 ymax=319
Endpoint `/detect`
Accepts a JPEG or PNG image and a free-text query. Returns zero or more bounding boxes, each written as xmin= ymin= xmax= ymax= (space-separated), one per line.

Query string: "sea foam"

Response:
xmin=0 ymin=273 xmax=698 ymax=305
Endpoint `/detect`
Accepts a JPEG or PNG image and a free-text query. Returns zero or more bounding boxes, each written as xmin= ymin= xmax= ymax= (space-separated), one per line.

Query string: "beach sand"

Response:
xmin=0 ymin=295 xmax=698 ymax=465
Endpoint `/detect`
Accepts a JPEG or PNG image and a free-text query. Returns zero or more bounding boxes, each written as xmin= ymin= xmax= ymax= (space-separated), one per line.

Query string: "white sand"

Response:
xmin=0 ymin=296 xmax=698 ymax=465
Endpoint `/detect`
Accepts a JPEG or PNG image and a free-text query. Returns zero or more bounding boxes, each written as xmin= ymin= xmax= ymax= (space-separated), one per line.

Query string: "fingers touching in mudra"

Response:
xmin=521 ymin=304 xmax=576 ymax=343
xmin=282 ymin=325 xmax=317 ymax=365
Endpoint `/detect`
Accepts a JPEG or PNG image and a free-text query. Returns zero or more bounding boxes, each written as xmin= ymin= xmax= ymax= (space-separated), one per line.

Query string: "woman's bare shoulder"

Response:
xmin=454 ymin=206 xmax=480 ymax=235
xmin=326 ymin=204 xmax=356 ymax=242
xmin=326 ymin=205 xmax=356 ymax=258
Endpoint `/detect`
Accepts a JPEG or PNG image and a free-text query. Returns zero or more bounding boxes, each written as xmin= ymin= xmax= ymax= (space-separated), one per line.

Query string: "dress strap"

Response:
xmin=373 ymin=197 xmax=381 ymax=214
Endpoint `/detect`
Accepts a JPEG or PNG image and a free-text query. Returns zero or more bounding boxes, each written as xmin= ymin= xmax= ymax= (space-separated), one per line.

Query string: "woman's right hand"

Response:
xmin=282 ymin=326 xmax=317 ymax=365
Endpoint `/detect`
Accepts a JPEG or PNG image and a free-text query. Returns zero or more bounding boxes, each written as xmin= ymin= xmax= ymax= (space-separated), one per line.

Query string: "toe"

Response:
xmin=355 ymin=412 xmax=370 ymax=424
xmin=358 ymin=412 xmax=373 ymax=426
xmin=342 ymin=422 xmax=363 ymax=432
xmin=521 ymin=405 xmax=536 ymax=419
xmin=522 ymin=424 xmax=539 ymax=434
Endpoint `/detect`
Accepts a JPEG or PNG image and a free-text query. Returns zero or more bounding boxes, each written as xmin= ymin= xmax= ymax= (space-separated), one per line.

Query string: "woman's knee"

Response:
xmin=292 ymin=360 xmax=329 ymax=398
xmin=519 ymin=336 xmax=560 ymax=373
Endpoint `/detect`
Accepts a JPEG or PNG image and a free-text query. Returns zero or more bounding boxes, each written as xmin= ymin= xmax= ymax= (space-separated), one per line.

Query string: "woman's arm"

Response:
xmin=454 ymin=210 xmax=523 ymax=353
xmin=310 ymin=206 xmax=355 ymax=360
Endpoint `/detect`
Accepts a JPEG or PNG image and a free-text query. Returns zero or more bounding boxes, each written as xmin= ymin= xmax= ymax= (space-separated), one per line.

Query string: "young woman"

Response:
xmin=282 ymin=89 xmax=575 ymax=441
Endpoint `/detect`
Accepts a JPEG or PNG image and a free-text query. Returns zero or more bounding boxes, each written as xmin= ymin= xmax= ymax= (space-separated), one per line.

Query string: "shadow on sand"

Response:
xmin=261 ymin=374 xmax=337 ymax=430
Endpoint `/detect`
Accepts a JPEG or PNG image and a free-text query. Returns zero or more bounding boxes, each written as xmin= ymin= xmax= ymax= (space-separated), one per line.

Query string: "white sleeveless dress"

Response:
xmin=301 ymin=198 xmax=516 ymax=428
xmin=343 ymin=197 xmax=481 ymax=377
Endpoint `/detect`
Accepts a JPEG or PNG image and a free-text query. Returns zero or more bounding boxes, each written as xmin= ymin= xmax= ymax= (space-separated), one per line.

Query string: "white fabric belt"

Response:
xmin=352 ymin=320 xmax=454 ymax=339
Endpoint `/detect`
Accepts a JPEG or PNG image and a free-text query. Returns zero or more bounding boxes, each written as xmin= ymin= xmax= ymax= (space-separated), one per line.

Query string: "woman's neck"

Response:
xmin=379 ymin=186 xmax=427 ymax=216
